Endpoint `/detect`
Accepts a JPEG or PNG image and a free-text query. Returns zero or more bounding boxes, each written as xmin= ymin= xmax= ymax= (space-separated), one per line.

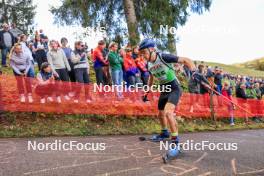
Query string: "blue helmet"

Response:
xmin=139 ymin=38 xmax=156 ymax=50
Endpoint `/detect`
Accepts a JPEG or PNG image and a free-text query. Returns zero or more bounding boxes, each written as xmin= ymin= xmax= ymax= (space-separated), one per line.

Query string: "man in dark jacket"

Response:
xmin=188 ymin=64 xmax=211 ymax=112
xmin=10 ymin=23 xmax=23 ymax=42
xmin=260 ymin=83 xmax=264 ymax=98
xmin=235 ymin=83 xmax=251 ymax=123
xmin=236 ymin=83 xmax=248 ymax=99
xmin=214 ymin=67 xmax=223 ymax=94
xmin=0 ymin=23 xmax=15 ymax=67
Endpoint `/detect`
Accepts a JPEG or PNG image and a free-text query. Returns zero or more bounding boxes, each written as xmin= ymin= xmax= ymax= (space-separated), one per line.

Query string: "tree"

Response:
xmin=0 ymin=0 xmax=36 ymax=33
xmin=123 ymin=0 xmax=139 ymax=45
xmin=51 ymin=0 xmax=212 ymax=51
xmin=50 ymin=0 xmax=134 ymax=45
xmin=136 ymin=0 xmax=211 ymax=53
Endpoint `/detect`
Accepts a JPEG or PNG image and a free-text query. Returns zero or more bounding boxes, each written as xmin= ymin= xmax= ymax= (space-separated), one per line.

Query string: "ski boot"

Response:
xmin=150 ymin=130 xmax=170 ymax=142
xmin=162 ymin=138 xmax=181 ymax=163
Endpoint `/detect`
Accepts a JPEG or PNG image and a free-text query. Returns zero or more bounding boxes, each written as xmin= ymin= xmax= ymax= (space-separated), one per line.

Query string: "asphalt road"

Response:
xmin=1 ymin=129 xmax=264 ymax=176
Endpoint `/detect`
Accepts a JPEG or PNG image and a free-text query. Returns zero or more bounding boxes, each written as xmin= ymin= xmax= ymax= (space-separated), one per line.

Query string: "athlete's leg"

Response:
xmin=158 ymin=110 xmax=168 ymax=130
xmin=150 ymin=95 xmax=170 ymax=141
xmin=164 ymin=102 xmax=178 ymax=140
xmin=162 ymin=89 xmax=182 ymax=163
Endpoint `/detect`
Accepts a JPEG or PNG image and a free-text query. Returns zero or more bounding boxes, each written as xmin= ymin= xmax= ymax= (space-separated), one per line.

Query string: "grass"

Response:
xmin=233 ymin=57 xmax=264 ymax=71
xmin=0 ymin=112 xmax=264 ymax=137
xmin=0 ymin=59 xmax=264 ymax=137
xmin=203 ymin=61 xmax=264 ymax=78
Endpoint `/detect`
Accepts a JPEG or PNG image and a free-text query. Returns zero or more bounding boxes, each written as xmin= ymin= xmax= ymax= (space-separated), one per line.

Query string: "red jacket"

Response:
xmin=123 ymin=54 xmax=137 ymax=72
xmin=222 ymin=88 xmax=232 ymax=100
xmin=135 ymin=56 xmax=147 ymax=72
xmin=92 ymin=46 xmax=108 ymax=68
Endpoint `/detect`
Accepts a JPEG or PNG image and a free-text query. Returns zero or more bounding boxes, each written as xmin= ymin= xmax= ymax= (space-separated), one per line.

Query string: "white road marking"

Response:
xmin=23 ymin=156 xmax=131 ymax=175
xmin=96 ymin=167 xmax=142 ymax=176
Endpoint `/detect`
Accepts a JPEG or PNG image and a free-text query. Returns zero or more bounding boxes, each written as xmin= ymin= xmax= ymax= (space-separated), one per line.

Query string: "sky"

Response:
xmin=33 ymin=0 xmax=264 ymax=64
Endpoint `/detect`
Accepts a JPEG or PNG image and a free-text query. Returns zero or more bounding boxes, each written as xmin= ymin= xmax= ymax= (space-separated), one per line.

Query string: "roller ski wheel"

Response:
xmin=162 ymin=147 xmax=181 ymax=164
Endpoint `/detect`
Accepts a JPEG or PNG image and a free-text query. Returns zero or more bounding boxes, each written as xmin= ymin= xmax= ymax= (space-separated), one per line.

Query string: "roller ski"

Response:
xmin=162 ymin=144 xmax=181 ymax=164
xmin=139 ymin=130 xmax=170 ymax=142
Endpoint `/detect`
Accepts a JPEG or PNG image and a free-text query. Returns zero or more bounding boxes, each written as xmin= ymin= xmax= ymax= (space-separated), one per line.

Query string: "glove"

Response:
xmin=142 ymin=95 xmax=149 ymax=102
xmin=142 ymin=92 xmax=150 ymax=102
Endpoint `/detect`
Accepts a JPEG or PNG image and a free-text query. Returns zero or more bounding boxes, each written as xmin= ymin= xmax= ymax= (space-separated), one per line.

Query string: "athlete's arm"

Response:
xmin=142 ymin=74 xmax=153 ymax=102
xmin=178 ymin=57 xmax=196 ymax=71
xmin=146 ymin=74 xmax=154 ymax=93
xmin=161 ymin=53 xmax=195 ymax=71
xmin=161 ymin=53 xmax=178 ymax=63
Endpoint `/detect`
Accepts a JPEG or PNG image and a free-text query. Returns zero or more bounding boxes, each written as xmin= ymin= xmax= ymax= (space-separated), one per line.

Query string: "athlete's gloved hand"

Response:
xmin=142 ymin=92 xmax=150 ymax=102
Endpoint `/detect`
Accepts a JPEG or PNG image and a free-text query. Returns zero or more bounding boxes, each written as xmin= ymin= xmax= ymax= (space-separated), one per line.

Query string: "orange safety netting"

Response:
xmin=0 ymin=74 xmax=263 ymax=118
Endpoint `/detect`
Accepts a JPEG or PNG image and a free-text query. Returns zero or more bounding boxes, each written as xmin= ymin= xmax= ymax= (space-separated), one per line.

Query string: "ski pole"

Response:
xmin=200 ymin=81 xmax=255 ymax=116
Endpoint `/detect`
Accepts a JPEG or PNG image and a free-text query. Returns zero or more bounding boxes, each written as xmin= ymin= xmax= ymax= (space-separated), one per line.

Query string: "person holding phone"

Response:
xmin=36 ymin=62 xmax=61 ymax=103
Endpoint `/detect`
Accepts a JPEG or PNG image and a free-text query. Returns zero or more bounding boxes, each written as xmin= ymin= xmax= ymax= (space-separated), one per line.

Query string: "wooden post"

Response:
xmin=210 ymin=90 xmax=216 ymax=122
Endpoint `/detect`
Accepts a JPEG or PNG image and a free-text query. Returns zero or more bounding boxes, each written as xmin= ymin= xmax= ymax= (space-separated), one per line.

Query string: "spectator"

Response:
xmin=39 ymin=29 xmax=49 ymax=49
xmin=197 ymin=64 xmax=210 ymax=95
xmin=93 ymin=40 xmax=108 ymax=85
xmin=0 ymin=23 xmax=15 ymax=67
xmin=119 ymin=48 xmax=129 ymax=84
xmin=71 ymin=41 xmax=91 ymax=103
xmin=9 ymin=23 xmax=23 ymax=42
xmin=33 ymin=35 xmax=48 ymax=70
xmin=183 ymin=65 xmax=192 ymax=80
xmin=189 ymin=64 xmax=210 ymax=112
xmin=108 ymin=42 xmax=123 ymax=98
xmin=36 ymin=62 xmax=61 ymax=103
xmin=214 ymin=67 xmax=223 ymax=94
xmin=206 ymin=66 xmax=215 ymax=86
xmin=132 ymin=46 xmax=138 ymax=60
xmin=10 ymin=43 xmax=34 ymax=103
xmin=123 ymin=47 xmax=139 ymax=86
xmin=236 ymin=83 xmax=249 ymax=123
xmin=134 ymin=47 xmax=149 ymax=85
xmin=102 ymin=46 xmax=111 ymax=85
xmin=28 ymin=42 xmax=36 ymax=62
xmin=19 ymin=34 xmax=35 ymax=77
xmin=236 ymin=83 xmax=248 ymax=99
xmin=133 ymin=45 xmax=148 ymax=85
xmin=47 ymin=40 xmax=71 ymax=101
xmin=47 ymin=40 xmax=71 ymax=79
xmin=246 ymin=84 xmax=256 ymax=99
xmin=61 ymin=37 xmax=75 ymax=82
xmin=254 ymin=83 xmax=263 ymax=122
xmin=222 ymin=82 xmax=235 ymax=126
xmin=260 ymin=83 xmax=264 ymax=98
xmin=39 ymin=29 xmax=45 ymax=39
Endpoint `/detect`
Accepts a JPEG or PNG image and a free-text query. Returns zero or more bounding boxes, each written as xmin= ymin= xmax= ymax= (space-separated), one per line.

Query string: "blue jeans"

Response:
xmin=28 ymin=61 xmax=35 ymax=78
xmin=112 ymin=69 xmax=123 ymax=97
xmin=228 ymin=104 xmax=234 ymax=124
xmin=94 ymin=67 xmax=104 ymax=85
xmin=74 ymin=68 xmax=90 ymax=99
xmin=1 ymin=47 xmax=11 ymax=66
xmin=216 ymin=84 xmax=222 ymax=94
xmin=112 ymin=69 xmax=123 ymax=86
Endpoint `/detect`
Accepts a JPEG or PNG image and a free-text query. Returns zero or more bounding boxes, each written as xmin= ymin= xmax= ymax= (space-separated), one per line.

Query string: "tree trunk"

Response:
xmin=167 ymin=33 xmax=177 ymax=54
xmin=123 ymin=0 xmax=139 ymax=46
xmin=2 ymin=0 xmax=8 ymax=23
